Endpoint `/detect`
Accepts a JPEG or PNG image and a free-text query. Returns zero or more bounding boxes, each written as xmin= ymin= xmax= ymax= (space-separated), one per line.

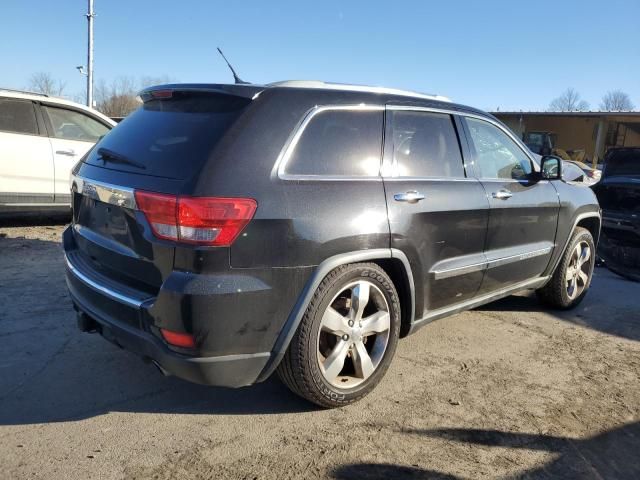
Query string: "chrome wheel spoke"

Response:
xmin=352 ymin=341 xmax=375 ymax=380
xmin=351 ymin=281 xmax=370 ymax=322
xmin=322 ymin=339 xmax=350 ymax=381
xmin=565 ymin=267 xmax=575 ymax=282
xmin=578 ymin=270 xmax=589 ymax=286
xmin=361 ymin=311 xmax=390 ymax=335
xmin=579 ymin=245 xmax=591 ymax=268
xmin=321 ymin=307 xmax=348 ymax=336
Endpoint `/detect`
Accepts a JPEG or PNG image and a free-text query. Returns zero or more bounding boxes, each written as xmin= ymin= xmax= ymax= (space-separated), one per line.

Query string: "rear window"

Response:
xmin=85 ymin=92 xmax=251 ymax=179
xmin=284 ymin=109 xmax=383 ymax=177
xmin=605 ymin=150 xmax=640 ymax=176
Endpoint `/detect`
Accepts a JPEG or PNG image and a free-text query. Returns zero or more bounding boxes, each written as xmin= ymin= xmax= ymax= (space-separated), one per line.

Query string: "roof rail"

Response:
xmin=267 ymin=80 xmax=450 ymax=102
xmin=0 ymin=88 xmax=49 ymax=98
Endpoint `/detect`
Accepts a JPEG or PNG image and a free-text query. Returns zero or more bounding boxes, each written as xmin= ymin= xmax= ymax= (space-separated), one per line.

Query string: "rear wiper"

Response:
xmin=97 ymin=147 xmax=146 ymax=170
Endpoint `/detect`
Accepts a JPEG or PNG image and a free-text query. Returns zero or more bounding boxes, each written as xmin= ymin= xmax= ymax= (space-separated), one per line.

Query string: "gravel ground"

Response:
xmin=1 ymin=220 xmax=639 ymax=480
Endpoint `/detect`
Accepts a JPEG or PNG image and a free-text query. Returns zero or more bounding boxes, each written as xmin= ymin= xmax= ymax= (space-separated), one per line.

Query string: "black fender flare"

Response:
xmin=256 ymin=248 xmax=415 ymax=382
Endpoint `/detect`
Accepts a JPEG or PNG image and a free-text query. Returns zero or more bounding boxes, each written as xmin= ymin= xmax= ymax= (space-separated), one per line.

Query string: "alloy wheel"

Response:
xmin=566 ymin=240 xmax=592 ymax=300
xmin=316 ymin=280 xmax=391 ymax=388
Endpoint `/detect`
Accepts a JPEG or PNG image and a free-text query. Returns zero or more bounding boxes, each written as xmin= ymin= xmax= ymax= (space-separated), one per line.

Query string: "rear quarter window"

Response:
xmin=283 ymin=108 xmax=383 ymax=177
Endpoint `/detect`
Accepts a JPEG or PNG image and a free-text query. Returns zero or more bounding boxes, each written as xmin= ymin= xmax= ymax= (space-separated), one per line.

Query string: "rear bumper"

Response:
xmin=63 ymin=226 xmax=272 ymax=387
xmin=67 ymin=277 xmax=271 ymax=387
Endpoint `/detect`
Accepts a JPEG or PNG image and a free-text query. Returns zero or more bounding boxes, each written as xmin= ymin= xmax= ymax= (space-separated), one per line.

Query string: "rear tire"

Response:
xmin=536 ymin=227 xmax=595 ymax=309
xmin=277 ymin=263 xmax=400 ymax=408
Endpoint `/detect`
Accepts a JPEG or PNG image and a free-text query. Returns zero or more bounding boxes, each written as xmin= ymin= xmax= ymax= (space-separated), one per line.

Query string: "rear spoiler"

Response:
xmin=139 ymin=83 xmax=264 ymax=102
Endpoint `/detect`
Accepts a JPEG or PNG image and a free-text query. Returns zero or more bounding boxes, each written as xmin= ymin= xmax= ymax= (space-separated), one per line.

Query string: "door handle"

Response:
xmin=56 ymin=149 xmax=77 ymax=156
xmin=492 ymin=189 xmax=513 ymax=200
xmin=394 ymin=191 xmax=425 ymax=203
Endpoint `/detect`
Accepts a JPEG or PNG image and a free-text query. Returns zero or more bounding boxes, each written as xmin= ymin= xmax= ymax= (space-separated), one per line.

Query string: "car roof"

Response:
xmin=0 ymin=88 xmax=116 ymax=126
xmin=141 ymin=80 xmax=492 ymax=119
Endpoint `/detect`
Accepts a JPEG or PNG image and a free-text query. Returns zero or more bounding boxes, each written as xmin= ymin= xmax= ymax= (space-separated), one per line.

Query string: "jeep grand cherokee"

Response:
xmin=64 ymin=81 xmax=601 ymax=407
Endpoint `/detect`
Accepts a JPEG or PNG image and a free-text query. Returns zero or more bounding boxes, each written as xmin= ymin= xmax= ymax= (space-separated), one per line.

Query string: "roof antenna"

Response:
xmin=216 ymin=47 xmax=249 ymax=84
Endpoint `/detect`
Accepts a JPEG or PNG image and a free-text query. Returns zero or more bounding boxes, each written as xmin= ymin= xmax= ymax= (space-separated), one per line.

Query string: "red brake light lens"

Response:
xmin=135 ymin=191 xmax=257 ymax=246
xmin=178 ymin=197 xmax=257 ymax=245
xmin=134 ymin=191 xmax=178 ymax=241
xmin=150 ymin=89 xmax=173 ymax=99
xmin=160 ymin=328 xmax=195 ymax=348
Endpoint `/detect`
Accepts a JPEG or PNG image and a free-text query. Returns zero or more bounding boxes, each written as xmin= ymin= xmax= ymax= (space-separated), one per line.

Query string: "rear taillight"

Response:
xmin=134 ymin=191 xmax=257 ymax=246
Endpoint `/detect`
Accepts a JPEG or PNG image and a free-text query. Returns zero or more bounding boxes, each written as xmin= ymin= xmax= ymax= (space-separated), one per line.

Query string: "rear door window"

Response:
xmin=0 ymin=99 xmax=38 ymax=135
xmin=390 ymin=110 xmax=465 ymax=178
xmin=85 ymin=92 xmax=252 ymax=179
xmin=284 ymin=109 xmax=383 ymax=177
xmin=44 ymin=106 xmax=109 ymax=142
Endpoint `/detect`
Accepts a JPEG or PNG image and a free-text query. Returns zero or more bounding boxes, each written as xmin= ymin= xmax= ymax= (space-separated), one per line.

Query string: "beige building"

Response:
xmin=493 ymin=111 xmax=640 ymax=165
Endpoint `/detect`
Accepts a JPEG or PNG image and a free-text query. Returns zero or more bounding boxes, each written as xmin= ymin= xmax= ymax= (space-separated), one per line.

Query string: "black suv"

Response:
xmin=64 ymin=81 xmax=601 ymax=407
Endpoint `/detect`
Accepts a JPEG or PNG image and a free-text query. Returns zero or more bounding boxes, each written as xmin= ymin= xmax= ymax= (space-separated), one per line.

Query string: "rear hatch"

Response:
xmin=70 ymin=86 xmax=258 ymax=294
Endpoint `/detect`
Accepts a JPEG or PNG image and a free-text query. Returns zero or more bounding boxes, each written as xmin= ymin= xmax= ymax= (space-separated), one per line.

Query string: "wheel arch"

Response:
xmin=546 ymin=211 xmax=601 ymax=278
xmin=256 ymin=248 xmax=415 ymax=382
xmin=576 ymin=215 xmax=601 ymax=247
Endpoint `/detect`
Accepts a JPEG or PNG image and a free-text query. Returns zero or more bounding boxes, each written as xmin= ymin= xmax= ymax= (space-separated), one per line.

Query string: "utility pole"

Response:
xmin=86 ymin=0 xmax=95 ymax=107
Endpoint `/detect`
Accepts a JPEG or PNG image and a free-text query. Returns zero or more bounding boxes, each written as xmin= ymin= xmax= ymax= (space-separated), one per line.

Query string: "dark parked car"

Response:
xmin=64 ymin=81 xmax=601 ymax=407
xmin=592 ymin=147 xmax=640 ymax=281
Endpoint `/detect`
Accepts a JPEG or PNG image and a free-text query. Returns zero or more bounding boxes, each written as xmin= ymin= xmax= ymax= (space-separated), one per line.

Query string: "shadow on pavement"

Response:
xmin=1 ymin=235 xmax=638 ymax=428
xmin=0 ymin=213 xmax=70 ymax=228
xmin=331 ymin=463 xmax=461 ymax=480
xmin=0 ymin=234 xmax=314 ymax=426
xmin=476 ymin=268 xmax=640 ymax=342
xmin=410 ymin=422 xmax=640 ymax=479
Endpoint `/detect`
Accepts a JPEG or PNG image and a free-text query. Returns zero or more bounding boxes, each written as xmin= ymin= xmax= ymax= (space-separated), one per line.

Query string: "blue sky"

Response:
xmin=3 ymin=0 xmax=639 ymax=111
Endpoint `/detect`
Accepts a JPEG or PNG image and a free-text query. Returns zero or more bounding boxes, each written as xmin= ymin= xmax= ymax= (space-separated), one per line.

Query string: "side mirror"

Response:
xmin=540 ymin=155 xmax=562 ymax=180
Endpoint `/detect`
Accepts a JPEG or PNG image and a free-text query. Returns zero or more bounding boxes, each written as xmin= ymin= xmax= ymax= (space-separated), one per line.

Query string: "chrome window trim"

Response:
xmin=382 ymin=177 xmax=477 ymax=183
xmin=386 ymin=105 xmax=540 ymax=170
xmin=383 ymin=107 xmax=470 ymax=180
xmin=274 ymin=104 xmax=385 ymax=181
xmin=70 ymin=174 xmax=138 ymax=210
xmin=65 ymin=253 xmax=147 ymax=308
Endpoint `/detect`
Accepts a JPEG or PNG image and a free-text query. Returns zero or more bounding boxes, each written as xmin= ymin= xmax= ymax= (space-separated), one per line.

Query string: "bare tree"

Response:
xmin=549 ymin=88 xmax=590 ymax=112
xmin=600 ymin=90 xmax=635 ymax=111
xmin=27 ymin=72 xmax=66 ymax=96
xmin=94 ymin=75 xmax=176 ymax=117
xmin=95 ymin=77 xmax=139 ymax=117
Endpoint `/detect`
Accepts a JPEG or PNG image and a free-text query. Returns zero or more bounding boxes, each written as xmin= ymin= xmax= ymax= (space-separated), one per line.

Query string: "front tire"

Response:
xmin=537 ymin=227 xmax=595 ymax=309
xmin=277 ymin=263 xmax=401 ymax=408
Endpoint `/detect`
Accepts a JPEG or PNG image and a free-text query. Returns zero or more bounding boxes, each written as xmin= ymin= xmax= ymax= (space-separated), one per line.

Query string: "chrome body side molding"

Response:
xmin=432 ymin=244 xmax=553 ymax=280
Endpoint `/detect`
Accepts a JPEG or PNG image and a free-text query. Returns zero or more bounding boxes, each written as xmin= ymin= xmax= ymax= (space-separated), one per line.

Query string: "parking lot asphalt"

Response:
xmin=1 ymin=220 xmax=639 ymax=480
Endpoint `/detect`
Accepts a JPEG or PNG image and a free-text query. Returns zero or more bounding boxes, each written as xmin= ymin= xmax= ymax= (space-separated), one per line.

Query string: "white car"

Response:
xmin=0 ymin=89 xmax=116 ymax=215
